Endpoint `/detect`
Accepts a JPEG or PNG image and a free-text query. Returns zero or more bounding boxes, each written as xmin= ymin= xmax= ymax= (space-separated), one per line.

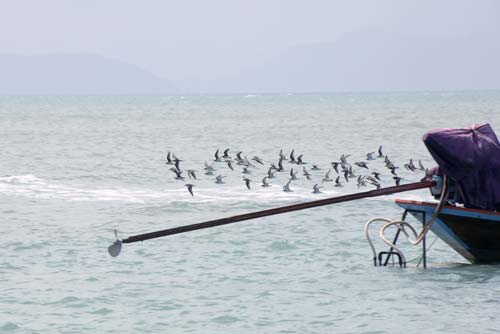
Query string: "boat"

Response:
xmin=396 ymin=199 xmax=500 ymax=264
xmin=367 ymin=123 xmax=500 ymax=266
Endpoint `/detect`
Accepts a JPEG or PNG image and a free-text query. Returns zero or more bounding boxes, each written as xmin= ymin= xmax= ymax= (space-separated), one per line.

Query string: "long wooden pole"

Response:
xmin=120 ymin=180 xmax=434 ymax=244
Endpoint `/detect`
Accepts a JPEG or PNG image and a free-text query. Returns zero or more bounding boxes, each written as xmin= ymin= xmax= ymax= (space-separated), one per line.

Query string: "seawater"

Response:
xmin=1 ymin=92 xmax=500 ymax=333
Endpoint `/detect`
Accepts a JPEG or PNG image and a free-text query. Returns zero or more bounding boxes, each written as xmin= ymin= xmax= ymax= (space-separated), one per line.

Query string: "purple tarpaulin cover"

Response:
xmin=423 ymin=123 xmax=500 ymax=211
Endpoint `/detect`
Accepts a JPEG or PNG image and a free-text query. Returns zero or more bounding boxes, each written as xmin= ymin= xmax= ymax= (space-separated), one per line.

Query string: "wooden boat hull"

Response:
xmin=396 ymin=199 xmax=500 ymax=264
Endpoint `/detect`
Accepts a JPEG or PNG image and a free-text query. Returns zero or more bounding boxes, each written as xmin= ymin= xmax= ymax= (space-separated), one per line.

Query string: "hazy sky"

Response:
xmin=1 ymin=0 xmax=499 ymax=92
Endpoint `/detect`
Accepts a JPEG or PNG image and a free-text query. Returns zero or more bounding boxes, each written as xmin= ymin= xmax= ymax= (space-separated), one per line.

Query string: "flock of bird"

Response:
xmin=164 ymin=146 xmax=428 ymax=197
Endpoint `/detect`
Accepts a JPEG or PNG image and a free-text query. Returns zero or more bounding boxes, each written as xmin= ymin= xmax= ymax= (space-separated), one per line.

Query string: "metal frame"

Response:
xmin=378 ymin=208 xmax=428 ymax=268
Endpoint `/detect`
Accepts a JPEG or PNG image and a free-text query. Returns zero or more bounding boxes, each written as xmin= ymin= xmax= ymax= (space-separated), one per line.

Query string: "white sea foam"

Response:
xmin=0 ymin=174 xmax=168 ymax=203
xmin=0 ymin=174 xmax=344 ymax=204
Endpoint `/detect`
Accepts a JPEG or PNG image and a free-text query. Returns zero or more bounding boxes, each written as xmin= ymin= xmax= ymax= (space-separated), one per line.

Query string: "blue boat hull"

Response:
xmin=396 ymin=200 xmax=500 ymax=263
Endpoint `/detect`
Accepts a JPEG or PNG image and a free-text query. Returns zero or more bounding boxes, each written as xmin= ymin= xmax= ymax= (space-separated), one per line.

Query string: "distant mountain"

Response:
xmin=3 ymin=31 xmax=499 ymax=95
xmin=214 ymin=31 xmax=500 ymax=93
xmin=0 ymin=54 xmax=175 ymax=95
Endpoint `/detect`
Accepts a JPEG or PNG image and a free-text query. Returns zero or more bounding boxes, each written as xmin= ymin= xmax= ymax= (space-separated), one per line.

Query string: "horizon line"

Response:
xmin=0 ymin=88 xmax=499 ymax=98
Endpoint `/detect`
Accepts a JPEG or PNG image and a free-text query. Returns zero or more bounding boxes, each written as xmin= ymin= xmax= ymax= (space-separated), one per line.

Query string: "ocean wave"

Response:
xmin=0 ymin=174 xmax=346 ymax=204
